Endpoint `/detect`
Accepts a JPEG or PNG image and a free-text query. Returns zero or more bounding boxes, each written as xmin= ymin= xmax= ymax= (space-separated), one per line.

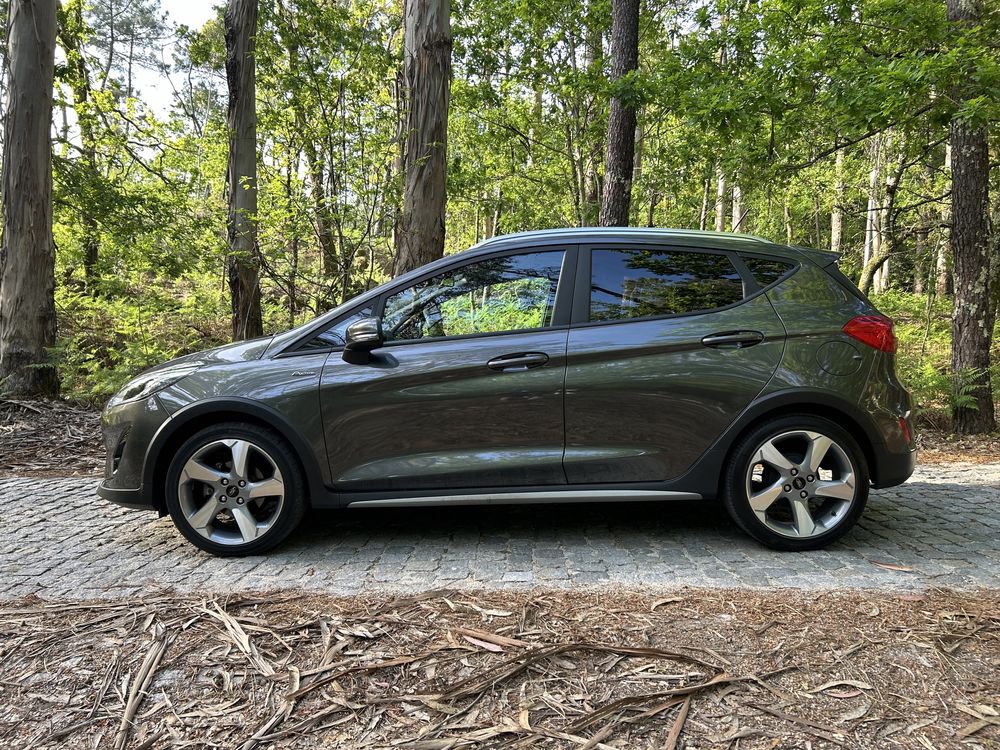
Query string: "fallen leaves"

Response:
xmin=0 ymin=588 xmax=997 ymax=749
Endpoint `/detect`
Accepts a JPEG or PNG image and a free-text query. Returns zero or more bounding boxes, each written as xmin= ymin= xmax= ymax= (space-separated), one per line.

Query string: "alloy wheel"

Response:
xmin=177 ymin=438 xmax=285 ymax=546
xmin=744 ymin=429 xmax=857 ymax=540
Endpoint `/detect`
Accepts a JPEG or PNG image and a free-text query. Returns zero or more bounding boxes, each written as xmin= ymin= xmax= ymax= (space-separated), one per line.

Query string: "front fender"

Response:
xmin=140 ymin=397 xmax=332 ymax=511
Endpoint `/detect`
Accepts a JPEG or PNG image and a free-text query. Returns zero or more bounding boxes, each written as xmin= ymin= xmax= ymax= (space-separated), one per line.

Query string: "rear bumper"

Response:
xmin=871 ymin=446 xmax=916 ymax=489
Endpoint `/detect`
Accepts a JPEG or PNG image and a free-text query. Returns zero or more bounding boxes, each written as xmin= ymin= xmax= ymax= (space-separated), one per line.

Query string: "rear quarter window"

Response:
xmin=741 ymin=256 xmax=797 ymax=288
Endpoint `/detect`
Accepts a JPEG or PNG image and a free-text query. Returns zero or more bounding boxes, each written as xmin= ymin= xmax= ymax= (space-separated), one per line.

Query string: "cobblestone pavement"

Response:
xmin=2 ymin=463 xmax=998 ymax=600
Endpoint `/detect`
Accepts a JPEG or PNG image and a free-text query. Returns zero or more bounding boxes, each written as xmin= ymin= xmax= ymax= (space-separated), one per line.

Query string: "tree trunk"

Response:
xmin=714 ymin=167 xmax=727 ymax=232
xmin=0 ymin=0 xmax=59 ymax=397
xmin=581 ymin=9 xmax=604 ymax=226
xmin=731 ymin=183 xmax=745 ymax=231
xmin=393 ymin=0 xmax=451 ymax=277
xmin=598 ymin=0 xmax=639 ymax=227
xmin=59 ymin=0 xmax=101 ymax=286
xmin=698 ymin=176 xmax=710 ymax=230
xmin=936 ymin=143 xmax=953 ymax=295
xmin=831 ymin=148 xmax=844 ymax=253
xmin=860 ymin=137 xmax=882 ymax=289
xmin=948 ymin=0 xmax=995 ymax=433
xmin=224 ymin=0 xmax=263 ymax=341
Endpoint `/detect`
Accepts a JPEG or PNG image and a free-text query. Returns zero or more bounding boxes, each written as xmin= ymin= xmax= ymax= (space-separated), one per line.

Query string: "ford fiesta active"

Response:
xmin=98 ymin=228 xmax=915 ymax=556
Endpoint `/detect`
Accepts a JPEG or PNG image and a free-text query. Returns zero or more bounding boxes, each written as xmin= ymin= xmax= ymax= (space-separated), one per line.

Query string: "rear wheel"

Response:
xmin=165 ymin=422 xmax=307 ymax=556
xmin=722 ymin=415 xmax=868 ymax=551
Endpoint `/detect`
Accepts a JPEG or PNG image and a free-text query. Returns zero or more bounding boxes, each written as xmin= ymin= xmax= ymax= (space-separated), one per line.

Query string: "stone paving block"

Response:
xmin=1 ymin=463 xmax=999 ymax=599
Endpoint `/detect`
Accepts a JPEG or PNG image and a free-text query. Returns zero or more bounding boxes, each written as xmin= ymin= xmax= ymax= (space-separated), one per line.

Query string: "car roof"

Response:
xmin=470 ymin=227 xmax=779 ymax=254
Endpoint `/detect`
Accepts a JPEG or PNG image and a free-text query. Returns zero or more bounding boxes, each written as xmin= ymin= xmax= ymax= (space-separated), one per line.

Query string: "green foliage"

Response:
xmin=872 ymin=291 xmax=1000 ymax=428
xmin=19 ymin=0 xmax=998 ymax=407
xmin=53 ymin=280 xmax=229 ymax=403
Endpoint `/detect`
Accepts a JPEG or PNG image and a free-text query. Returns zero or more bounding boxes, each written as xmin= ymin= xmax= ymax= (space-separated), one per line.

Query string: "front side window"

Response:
xmin=381 ymin=250 xmax=565 ymax=342
xmin=590 ymin=248 xmax=744 ymax=322
xmin=298 ymin=305 xmax=375 ymax=351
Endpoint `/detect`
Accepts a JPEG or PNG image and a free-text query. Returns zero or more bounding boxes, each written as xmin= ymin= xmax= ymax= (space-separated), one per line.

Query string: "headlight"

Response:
xmin=108 ymin=364 xmax=201 ymax=407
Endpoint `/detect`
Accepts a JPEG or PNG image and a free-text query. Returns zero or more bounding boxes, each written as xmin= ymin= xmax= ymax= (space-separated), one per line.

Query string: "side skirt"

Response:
xmin=344 ymin=489 xmax=701 ymax=509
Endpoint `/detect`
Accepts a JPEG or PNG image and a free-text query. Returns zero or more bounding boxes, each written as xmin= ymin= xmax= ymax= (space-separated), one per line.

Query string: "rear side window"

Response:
xmin=590 ymin=248 xmax=744 ymax=322
xmin=742 ymin=256 xmax=796 ymax=287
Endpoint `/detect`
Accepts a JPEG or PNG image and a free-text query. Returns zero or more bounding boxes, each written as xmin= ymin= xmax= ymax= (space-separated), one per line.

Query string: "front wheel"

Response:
xmin=165 ymin=422 xmax=307 ymax=556
xmin=722 ymin=415 xmax=869 ymax=551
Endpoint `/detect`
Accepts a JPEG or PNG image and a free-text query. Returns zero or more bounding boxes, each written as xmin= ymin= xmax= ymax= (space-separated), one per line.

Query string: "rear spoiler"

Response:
xmin=790 ymin=245 xmax=841 ymax=269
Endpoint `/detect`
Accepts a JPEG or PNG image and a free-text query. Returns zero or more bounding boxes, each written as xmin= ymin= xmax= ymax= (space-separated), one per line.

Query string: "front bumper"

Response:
xmin=96 ymin=482 xmax=149 ymax=509
xmin=97 ymin=394 xmax=169 ymax=511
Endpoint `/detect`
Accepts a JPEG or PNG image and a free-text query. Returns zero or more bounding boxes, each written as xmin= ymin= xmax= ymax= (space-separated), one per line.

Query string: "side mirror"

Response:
xmin=342 ymin=317 xmax=384 ymax=364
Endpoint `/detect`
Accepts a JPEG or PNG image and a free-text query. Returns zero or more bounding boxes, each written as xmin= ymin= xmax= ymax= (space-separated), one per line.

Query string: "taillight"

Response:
xmin=843 ymin=315 xmax=897 ymax=353
xmin=898 ymin=416 xmax=911 ymax=446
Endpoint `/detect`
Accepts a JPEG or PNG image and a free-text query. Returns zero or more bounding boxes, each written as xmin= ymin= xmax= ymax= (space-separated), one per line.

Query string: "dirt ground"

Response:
xmin=1 ymin=588 xmax=997 ymax=750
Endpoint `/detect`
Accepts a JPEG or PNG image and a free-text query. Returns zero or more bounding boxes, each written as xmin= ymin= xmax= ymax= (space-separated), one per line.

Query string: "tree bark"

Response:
xmin=598 ymin=0 xmax=639 ymax=227
xmin=581 ymin=9 xmax=604 ymax=226
xmin=59 ymin=0 xmax=101 ymax=286
xmin=698 ymin=176 xmax=710 ymax=230
xmin=731 ymin=183 xmax=745 ymax=231
xmin=392 ymin=0 xmax=451 ymax=277
xmin=936 ymin=143 xmax=953 ymax=295
xmin=0 ymin=0 xmax=60 ymax=397
xmin=948 ymin=0 xmax=995 ymax=433
xmin=224 ymin=0 xmax=263 ymax=341
xmin=830 ymin=148 xmax=844 ymax=253
xmin=714 ymin=167 xmax=727 ymax=232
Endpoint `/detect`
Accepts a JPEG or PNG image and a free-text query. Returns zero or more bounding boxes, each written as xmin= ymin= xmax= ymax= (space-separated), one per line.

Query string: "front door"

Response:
xmin=320 ymin=247 xmax=573 ymax=493
xmin=563 ymin=245 xmax=786 ymax=484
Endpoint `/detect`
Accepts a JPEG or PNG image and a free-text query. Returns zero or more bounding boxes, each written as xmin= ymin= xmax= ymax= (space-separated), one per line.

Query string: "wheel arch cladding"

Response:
xmin=144 ymin=400 xmax=323 ymax=513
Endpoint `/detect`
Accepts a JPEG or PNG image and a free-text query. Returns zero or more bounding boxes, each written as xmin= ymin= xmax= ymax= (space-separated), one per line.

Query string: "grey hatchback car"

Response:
xmin=98 ymin=228 xmax=915 ymax=556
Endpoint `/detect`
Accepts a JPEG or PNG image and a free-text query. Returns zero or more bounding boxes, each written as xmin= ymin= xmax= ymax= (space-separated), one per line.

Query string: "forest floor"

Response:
xmin=2 ymin=589 xmax=998 ymax=750
xmin=2 ymin=400 xmax=999 ymax=749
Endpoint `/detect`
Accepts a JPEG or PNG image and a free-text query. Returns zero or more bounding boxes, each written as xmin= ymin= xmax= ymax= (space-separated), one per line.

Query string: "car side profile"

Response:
xmin=98 ymin=228 xmax=916 ymax=556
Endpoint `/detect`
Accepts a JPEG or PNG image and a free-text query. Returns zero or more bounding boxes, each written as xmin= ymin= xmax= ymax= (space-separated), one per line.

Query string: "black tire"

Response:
xmin=722 ymin=414 xmax=869 ymax=551
xmin=165 ymin=422 xmax=307 ymax=556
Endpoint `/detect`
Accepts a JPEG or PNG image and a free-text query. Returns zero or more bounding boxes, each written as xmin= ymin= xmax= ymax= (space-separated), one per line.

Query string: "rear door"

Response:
xmin=563 ymin=244 xmax=786 ymax=484
xmin=319 ymin=246 xmax=575 ymax=493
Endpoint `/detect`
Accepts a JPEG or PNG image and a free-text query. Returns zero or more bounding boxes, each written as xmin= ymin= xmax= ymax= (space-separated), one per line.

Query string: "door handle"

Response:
xmin=487 ymin=352 xmax=549 ymax=372
xmin=701 ymin=330 xmax=765 ymax=349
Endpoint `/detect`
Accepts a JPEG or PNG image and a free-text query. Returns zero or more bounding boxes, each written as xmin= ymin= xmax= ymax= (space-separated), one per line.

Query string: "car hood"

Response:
xmin=147 ymin=335 xmax=275 ymax=373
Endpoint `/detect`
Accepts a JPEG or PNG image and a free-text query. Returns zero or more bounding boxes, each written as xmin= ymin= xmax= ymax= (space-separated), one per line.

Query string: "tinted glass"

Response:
xmin=298 ymin=305 xmax=374 ymax=351
xmin=743 ymin=256 xmax=796 ymax=287
xmin=382 ymin=250 xmax=564 ymax=342
xmin=590 ymin=249 xmax=744 ymax=321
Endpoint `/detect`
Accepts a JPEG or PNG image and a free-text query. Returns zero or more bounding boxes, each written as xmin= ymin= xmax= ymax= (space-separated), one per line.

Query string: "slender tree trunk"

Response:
xmin=731 ymin=183 xmax=745 ymax=231
xmin=948 ymin=0 xmax=995 ymax=433
xmin=698 ymin=176 xmax=710 ymax=230
xmin=393 ymin=0 xmax=452 ymax=277
xmin=914 ymin=227 xmax=928 ymax=294
xmin=936 ymin=143 xmax=953 ymax=295
xmin=0 ymin=0 xmax=59 ymax=397
xmin=59 ymin=0 xmax=101 ymax=286
xmin=598 ymin=0 xmax=639 ymax=227
xmin=861 ymin=137 xmax=882 ymax=283
xmin=581 ymin=8 xmax=604 ymax=226
xmin=714 ymin=167 xmax=727 ymax=232
xmin=831 ymin=147 xmax=844 ymax=253
xmin=224 ymin=0 xmax=263 ymax=340
xmin=783 ymin=196 xmax=792 ymax=245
